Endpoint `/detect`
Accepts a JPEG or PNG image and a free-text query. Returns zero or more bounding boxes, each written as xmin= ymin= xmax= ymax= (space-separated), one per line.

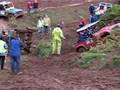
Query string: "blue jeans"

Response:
xmin=10 ymin=56 xmax=21 ymax=74
xmin=38 ymin=27 xmax=44 ymax=33
xmin=44 ymin=26 xmax=49 ymax=33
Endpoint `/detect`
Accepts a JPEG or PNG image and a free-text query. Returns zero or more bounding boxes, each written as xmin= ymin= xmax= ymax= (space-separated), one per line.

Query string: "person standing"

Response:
xmin=33 ymin=0 xmax=39 ymax=11
xmin=37 ymin=16 xmax=44 ymax=33
xmin=9 ymin=34 xmax=23 ymax=74
xmin=89 ymin=4 xmax=95 ymax=15
xmin=43 ymin=15 xmax=51 ymax=34
xmin=59 ymin=19 xmax=65 ymax=29
xmin=52 ymin=25 xmax=65 ymax=55
xmin=1 ymin=31 xmax=8 ymax=43
xmin=8 ymin=29 xmax=14 ymax=46
xmin=27 ymin=0 xmax=33 ymax=13
xmin=0 ymin=37 xmax=8 ymax=70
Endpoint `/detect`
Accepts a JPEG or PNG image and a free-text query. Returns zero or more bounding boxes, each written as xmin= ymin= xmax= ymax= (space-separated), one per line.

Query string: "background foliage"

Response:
xmin=97 ymin=5 xmax=120 ymax=29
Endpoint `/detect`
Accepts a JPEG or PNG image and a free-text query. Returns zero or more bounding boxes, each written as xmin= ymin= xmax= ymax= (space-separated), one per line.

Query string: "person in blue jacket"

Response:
xmin=9 ymin=34 xmax=23 ymax=75
xmin=90 ymin=14 xmax=99 ymax=23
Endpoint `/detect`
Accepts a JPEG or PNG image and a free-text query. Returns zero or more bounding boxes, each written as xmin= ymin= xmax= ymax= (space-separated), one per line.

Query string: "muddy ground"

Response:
xmin=0 ymin=1 xmax=120 ymax=90
xmin=12 ymin=0 xmax=115 ymax=10
xmin=0 ymin=19 xmax=120 ymax=90
xmin=12 ymin=0 xmax=84 ymax=10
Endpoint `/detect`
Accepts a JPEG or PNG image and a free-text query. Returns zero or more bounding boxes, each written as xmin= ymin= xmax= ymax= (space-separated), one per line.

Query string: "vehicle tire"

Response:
xmin=100 ymin=32 xmax=110 ymax=38
xmin=77 ymin=47 xmax=87 ymax=53
xmin=8 ymin=14 xmax=15 ymax=19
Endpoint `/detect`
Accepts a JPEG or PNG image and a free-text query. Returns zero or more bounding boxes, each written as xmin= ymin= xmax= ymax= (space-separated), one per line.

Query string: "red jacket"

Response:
xmin=80 ymin=17 xmax=87 ymax=25
xmin=27 ymin=1 xmax=33 ymax=9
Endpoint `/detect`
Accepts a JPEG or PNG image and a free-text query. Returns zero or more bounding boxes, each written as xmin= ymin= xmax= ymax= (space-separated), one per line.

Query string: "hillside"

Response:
xmin=0 ymin=1 xmax=120 ymax=90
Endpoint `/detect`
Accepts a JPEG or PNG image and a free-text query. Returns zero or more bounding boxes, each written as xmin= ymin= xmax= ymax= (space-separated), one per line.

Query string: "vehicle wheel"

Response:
xmin=77 ymin=47 xmax=87 ymax=53
xmin=8 ymin=14 xmax=15 ymax=19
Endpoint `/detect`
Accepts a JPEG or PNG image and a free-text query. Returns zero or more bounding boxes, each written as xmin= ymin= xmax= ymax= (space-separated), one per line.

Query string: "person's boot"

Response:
xmin=57 ymin=47 xmax=61 ymax=56
xmin=1 ymin=59 xmax=5 ymax=70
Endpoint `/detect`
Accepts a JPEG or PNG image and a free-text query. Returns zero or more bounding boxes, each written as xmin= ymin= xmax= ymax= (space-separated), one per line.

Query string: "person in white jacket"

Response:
xmin=0 ymin=37 xmax=8 ymax=70
xmin=37 ymin=17 xmax=44 ymax=33
xmin=43 ymin=15 xmax=51 ymax=34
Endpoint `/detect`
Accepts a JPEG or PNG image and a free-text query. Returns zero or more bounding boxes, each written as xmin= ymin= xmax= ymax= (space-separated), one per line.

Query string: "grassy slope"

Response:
xmin=77 ymin=5 xmax=120 ymax=69
xmin=8 ymin=4 xmax=89 ymax=29
xmin=97 ymin=5 xmax=120 ymax=29
xmin=80 ymin=28 xmax=120 ymax=69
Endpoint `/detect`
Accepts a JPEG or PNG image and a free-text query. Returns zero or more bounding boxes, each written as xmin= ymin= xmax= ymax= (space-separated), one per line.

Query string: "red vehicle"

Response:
xmin=75 ymin=40 xmax=95 ymax=52
xmin=75 ymin=22 xmax=120 ymax=53
xmin=93 ymin=23 xmax=120 ymax=39
xmin=75 ymin=21 xmax=99 ymax=52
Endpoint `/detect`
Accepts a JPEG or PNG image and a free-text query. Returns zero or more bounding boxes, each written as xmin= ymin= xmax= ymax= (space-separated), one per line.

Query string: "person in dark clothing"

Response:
xmin=100 ymin=5 xmax=104 ymax=10
xmin=78 ymin=28 xmax=93 ymax=42
xmin=33 ymin=0 xmax=38 ymax=10
xmin=90 ymin=14 xmax=99 ymax=23
xmin=78 ymin=30 xmax=88 ymax=42
xmin=89 ymin=4 xmax=95 ymax=15
xmin=78 ymin=31 xmax=86 ymax=42
xmin=0 ymin=56 xmax=5 ymax=70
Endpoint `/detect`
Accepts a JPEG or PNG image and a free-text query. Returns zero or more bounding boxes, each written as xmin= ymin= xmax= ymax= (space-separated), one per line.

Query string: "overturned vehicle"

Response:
xmin=75 ymin=21 xmax=120 ymax=53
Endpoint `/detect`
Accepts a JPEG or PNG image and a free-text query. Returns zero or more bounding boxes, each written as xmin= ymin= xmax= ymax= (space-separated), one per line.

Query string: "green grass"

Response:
xmin=80 ymin=28 xmax=120 ymax=69
xmin=37 ymin=42 xmax=52 ymax=58
xmin=113 ymin=56 xmax=120 ymax=67
xmin=97 ymin=5 xmax=120 ymax=29
xmin=80 ymin=52 xmax=106 ymax=68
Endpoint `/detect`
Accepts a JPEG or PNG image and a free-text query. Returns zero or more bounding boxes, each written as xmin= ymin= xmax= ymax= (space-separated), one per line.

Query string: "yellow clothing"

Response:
xmin=52 ymin=39 xmax=62 ymax=55
xmin=52 ymin=27 xmax=64 ymax=41
xmin=52 ymin=27 xmax=64 ymax=55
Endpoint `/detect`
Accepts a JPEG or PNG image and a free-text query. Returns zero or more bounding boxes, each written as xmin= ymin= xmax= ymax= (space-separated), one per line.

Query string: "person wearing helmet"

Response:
xmin=89 ymin=4 xmax=95 ymax=15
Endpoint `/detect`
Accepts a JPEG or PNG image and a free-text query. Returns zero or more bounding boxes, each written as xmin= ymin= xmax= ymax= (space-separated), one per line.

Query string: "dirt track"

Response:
xmin=12 ymin=0 xmax=84 ymax=10
xmin=12 ymin=0 xmax=115 ymax=10
xmin=0 ymin=51 xmax=120 ymax=90
xmin=0 ymin=20 xmax=120 ymax=90
xmin=0 ymin=1 xmax=120 ymax=90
